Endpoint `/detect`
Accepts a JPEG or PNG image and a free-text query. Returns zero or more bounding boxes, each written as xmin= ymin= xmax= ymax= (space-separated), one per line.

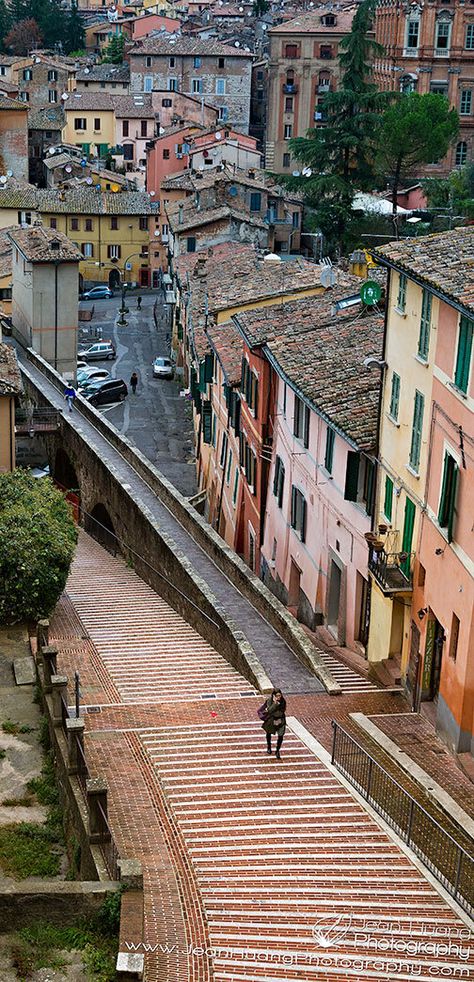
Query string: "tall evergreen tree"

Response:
xmin=283 ymin=0 xmax=388 ymax=255
xmin=0 ymin=0 xmax=13 ymax=51
xmin=64 ymin=1 xmax=84 ymax=54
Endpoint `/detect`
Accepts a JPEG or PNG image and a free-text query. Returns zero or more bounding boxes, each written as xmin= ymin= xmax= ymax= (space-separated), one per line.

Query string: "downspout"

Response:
xmin=54 ymin=261 xmax=58 ymax=371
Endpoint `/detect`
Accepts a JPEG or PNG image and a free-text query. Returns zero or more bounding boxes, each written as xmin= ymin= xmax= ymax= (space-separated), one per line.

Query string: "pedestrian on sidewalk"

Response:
xmin=130 ymin=371 xmax=138 ymax=395
xmin=137 ymin=295 xmax=142 ymax=310
xmin=64 ymin=383 xmax=77 ymax=413
xmin=259 ymin=688 xmax=286 ymax=759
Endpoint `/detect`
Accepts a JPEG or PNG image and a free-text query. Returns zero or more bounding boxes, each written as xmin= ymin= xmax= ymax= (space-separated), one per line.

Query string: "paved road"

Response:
xmin=79 ymin=292 xmax=196 ymax=497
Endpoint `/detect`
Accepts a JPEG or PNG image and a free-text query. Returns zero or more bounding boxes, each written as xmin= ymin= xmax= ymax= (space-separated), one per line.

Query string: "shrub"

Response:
xmin=0 ymin=470 xmax=77 ymax=623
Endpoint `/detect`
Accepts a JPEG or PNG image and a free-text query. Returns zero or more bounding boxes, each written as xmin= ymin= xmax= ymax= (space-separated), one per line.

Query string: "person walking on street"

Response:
xmin=130 ymin=371 xmax=138 ymax=395
xmin=137 ymin=295 xmax=142 ymax=310
xmin=259 ymin=688 xmax=287 ymax=759
xmin=64 ymin=383 xmax=77 ymax=413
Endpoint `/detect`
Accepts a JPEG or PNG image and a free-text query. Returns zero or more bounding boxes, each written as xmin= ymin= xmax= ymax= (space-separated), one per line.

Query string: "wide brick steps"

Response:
xmin=142 ymin=722 xmax=473 ymax=982
xmin=314 ymin=649 xmax=378 ymax=692
xmin=66 ymin=535 xmax=257 ymax=704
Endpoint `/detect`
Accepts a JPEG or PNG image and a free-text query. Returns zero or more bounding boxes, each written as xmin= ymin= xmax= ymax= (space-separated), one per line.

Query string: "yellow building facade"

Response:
xmin=62 ymin=100 xmax=116 ymax=158
xmin=367 ymin=269 xmax=437 ymax=679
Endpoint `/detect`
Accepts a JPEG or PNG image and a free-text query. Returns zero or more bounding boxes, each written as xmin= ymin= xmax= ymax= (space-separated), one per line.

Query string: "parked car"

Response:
xmin=152 ymin=356 xmax=174 ymax=380
xmin=77 ymin=360 xmax=88 ymax=371
xmin=77 ymin=367 xmax=111 ymax=387
xmin=81 ymin=378 xmax=128 ymax=406
xmin=80 ymin=286 xmax=113 ymax=301
xmin=79 ymin=341 xmax=116 ymax=362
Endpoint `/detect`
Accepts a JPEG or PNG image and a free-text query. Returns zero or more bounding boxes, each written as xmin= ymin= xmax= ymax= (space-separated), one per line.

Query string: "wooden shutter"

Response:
xmin=454 ymin=316 xmax=473 ymax=393
xmin=365 ymin=460 xmax=375 ymax=517
xmin=324 ymin=427 xmax=335 ymax=473
xmin=344 ymin=451 xmax=360 ymax=501
xmin=202 ymin=401 xmax=212 ymax=443
xmin=278 ymin=461 xmax=285 ymax=508
xmin=204 ymin=353 xmax=214 ymax=383
xmin=273 ymin=456 xmax=280 ymax=496
xmin=409 ymin=391 xmax=424 ymax=471
xmin=390 ymin=373 xmax=400 ymax=420
xmin=303 ymin=405 xmax=310 ymax=448
xmin=384 ymin=475 xmax=393 ymax=521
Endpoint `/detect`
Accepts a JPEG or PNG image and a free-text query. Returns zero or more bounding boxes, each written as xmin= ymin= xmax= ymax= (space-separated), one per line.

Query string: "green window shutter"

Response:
xmin=253 ymin=375 xmax=259 ymax=417
xmin=365 ymin=460 xmax=375 ymax=517
xmin=409 ymin=390 xmax=424 ymax=471
xmin=384 ymin=475 xmax=393 ymax=522
xmin=198 ymin=360 xmax=206 ymax=392
xmin=401 ymin=496 xmax=416 ymax=575
xmin=438 ymin=453 xmax=458 ymax=542
xmin=324 ymin=427 xmax=335 ymax=473
xmin=418 ymin=290 xmax=432 ymax=360
xmin=454 ymin=316 xmax=473 ymax=393
xmin=303 ymin=405 xmax=310 ymax=449
xmin=397 ymin=273 xmax=407 ymax=312
xmin=223 ymin=384 xmax=230 ymax=408
xmin=202 ymin=400 xmax=212 ymax=443
xmin=389 ymin=372 xmax=400 ymax=420
xmin=204 ymin=353 xmax=214 ymax=383
xmin=211 ymin=413 xmax=216 ymax=447
xmin=344 ymin=451 xmax=360 ymax=501
xmin=273 ymin=456 xmax=280 ymax=496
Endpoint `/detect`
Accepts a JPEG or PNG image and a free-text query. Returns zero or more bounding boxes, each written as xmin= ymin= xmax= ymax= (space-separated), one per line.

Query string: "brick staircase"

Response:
xmin=142 ymin=722 xmax=471 ymax=981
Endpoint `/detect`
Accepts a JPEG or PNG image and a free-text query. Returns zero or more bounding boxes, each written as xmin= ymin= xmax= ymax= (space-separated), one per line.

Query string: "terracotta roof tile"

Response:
xmin=373 ymin=227 xmax=474 ymax=314
xmin=129 ymin=35 xmax=253 ymax=56
xmin=8 ymin=226 xmax=83 ymax=262
xmin=234 ymin=291 xmax=383 ymax=449
xmin=207 ymin=320 xmax=243 ymax=384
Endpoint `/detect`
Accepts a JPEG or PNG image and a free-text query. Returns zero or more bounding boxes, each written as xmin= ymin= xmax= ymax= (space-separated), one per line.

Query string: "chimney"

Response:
xmin=178 ymin=203 xmax=184 ymax=225
xmin=195 ymin=256 xmax=207 ymax=277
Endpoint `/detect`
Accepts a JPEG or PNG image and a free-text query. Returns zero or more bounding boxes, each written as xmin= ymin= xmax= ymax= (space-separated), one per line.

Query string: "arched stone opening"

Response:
xmin=85 ymin=502 xmax=120 ymax=555
xmin=53 ymin=447 xmax=80 ymax=493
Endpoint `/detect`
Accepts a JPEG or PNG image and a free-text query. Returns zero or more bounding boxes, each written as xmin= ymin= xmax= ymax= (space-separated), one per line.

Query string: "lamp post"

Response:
xmin=93 ymin=252 xmax=146 ymax=327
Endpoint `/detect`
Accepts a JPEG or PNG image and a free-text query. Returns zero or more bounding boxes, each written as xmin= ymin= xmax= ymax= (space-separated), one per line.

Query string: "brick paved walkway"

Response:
xmin=48 ymin=535 xmax=474 ymax=982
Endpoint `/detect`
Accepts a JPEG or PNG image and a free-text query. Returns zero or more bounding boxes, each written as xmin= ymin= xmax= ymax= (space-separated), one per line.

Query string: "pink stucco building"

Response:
xmin=234 ymin=292 xmax=384 ymax=653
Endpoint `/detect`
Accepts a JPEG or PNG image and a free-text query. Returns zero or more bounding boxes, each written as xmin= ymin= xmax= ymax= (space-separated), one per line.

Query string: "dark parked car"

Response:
xmin=81 ymin=378 xmax=128 ymax=406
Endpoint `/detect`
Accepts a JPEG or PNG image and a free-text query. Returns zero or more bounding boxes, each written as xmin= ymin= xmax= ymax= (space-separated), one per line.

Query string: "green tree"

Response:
xmin=284 ymin=0 xmax=388 ymax=255
xmin=5 ymin=17 xmax=42 ymax=54
xmin=252 ymin=0 xmax=269 ymax=15
xmin=0 ymin=470 xmax=77 ymax=624
xmin=375 ymin=93 xmax=459 ymax=223
xmin=0 ymin=0 xmax=13 ymax=51
xmin=102 ymin=33 xmax=125 ymax=64
xmin=64 ymin=1 xmax=84 ymax=54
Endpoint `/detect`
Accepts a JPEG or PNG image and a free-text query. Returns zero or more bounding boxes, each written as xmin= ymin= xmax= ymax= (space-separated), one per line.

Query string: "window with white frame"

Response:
xmin=192 ymin=78 xmax=202 ymax=93
xmin=435 ymin=15 xmax=452 ymax=53
xmin=466 ymin=24 xmax=474 ymax=48
xmin=169 ymin=77 xmax=178 ymax=91
xmin=284 ymin=124 xmax=292 ymax=139
xmin=48 ymin=69 xmax=57 ymax=82
xmin=405 ymin=15 xmax=420 ymax=51
xmin=455 ymin=141 xmax=467 ymax=166
xmin=82 ymin=242 xmax=94 ymax=257
xmin=48 ymin=89 xmax=57 ymax=103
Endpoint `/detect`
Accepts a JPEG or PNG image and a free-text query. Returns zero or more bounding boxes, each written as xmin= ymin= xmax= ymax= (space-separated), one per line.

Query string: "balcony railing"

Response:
xmin=314 ymin=111 xmax=328 ymax=122
xmin=15 ymin=407 xmax=61 ymax=433
xmin=318 ymin=82 xmax=330 ymax=93
xmin=282 ymin=83 xmax=298 ymax=94
xmin=368 ymin=546 xmax=414 ymax=594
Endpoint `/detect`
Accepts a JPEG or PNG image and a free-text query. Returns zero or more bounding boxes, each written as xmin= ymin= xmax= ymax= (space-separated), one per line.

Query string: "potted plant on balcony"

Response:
xmin=378 ymin=524 xmax=388 ymax=535
xmin=372 ymin=540 xmax=385 ymax=553
xmin=364 ymin=532 xmax=377 ymax=542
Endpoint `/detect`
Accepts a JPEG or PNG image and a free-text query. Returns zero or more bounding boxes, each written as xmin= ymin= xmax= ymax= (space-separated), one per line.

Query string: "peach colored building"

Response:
xmin=131 ymin=13 xmax=181 ymax=37
xmin=372 ymin=227 xmax=474 ymax=754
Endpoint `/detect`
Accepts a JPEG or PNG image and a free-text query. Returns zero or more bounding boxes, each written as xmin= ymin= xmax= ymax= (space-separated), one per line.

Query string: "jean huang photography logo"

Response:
xmin=311 ymin=913 xmax=473 ymax=962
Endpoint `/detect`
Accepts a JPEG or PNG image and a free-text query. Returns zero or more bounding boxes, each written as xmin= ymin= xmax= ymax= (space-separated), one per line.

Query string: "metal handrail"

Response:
xmin=97 ymin=800 xmax=120 ymax=880
xmin=76 ymin=735 xmax=89 ymax=797
xmin=368 ymin=547 xmax=414 ymax=591
xmin=331 ymin=721 xmax=474 ymax=916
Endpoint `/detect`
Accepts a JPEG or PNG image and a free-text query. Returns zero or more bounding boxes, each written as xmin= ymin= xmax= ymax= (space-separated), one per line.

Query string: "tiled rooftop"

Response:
xmin=270 ymin=4 xmax=357 ymax=34
xmin=0 ymin=225 xmax=15 ymax=279
xmin=207 ymin=320 xmax=243 ymax=384
xmin=166 ymin=199 xmax=267 ymax=232
xmin=129 ymin=35 xmax=253 ymax=56
xmin=0 ymin=342 xmax=22 ymax=396
xmin=64 ymin=91 xmax=115 ymax=111
xmin=0 ymin=181 xmax=156 ymax=216
xmin=373 ymin=227 xmax=474 ymax=314
xmin=234 ymin=292 xmax=383 ymax=449
xmin=0 ymin=94 xmax=27 ymax=111
xmin=76 ymin=63 xmax=130 ymax=82
xmin=28 ymin=105 xmax=64 ymax=129
xmin=114 ymin=95 xmax=156 ymax=118
xmin=9 ymin=226 xmax=83 ymax=263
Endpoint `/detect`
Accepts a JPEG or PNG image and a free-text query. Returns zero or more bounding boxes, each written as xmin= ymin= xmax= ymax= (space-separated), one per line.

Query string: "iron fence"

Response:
xmin=331 ymin=722 xmax=474 ymax=917
xmin=97 ymin=800 xmax=120 ymax=881
xmin=76 ymin=735 xmax=89 ymax=799
xmin=60 ymin=693 xmax=69 ymax=731
xmin=368 ymin=548 xmax=414 ymax=593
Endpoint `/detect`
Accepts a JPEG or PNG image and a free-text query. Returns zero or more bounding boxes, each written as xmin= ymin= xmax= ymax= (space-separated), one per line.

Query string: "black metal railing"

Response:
xmin=368 ymin=547 xmax=414 ymax=593
xmin=15 ymin=407 xmax=61 ymax=432
xmin=60 ymin=693 xmax=69 ymax=731
xmin=97 ymin=800 xmax=120 ymax=881
xmin=331 ymin=722 xmax=474 ymax=916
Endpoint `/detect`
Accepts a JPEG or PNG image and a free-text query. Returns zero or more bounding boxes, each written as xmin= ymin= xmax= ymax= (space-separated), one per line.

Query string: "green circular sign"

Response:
xmin=360 ymin=280 xmax=382 ymax=306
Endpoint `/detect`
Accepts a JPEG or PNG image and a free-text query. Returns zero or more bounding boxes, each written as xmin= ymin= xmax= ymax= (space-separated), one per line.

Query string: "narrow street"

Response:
xmin=79 ymin=292 xmax=196 ymax=497
xmin=48 ymin=533 xmax=474 ymax=982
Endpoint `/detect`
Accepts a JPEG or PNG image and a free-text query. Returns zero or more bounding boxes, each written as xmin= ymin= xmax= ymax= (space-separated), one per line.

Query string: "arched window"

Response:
xmin=455 ymin=141 xmax=467 ymax=166
xmin=400 ymin=74 xmax=417 ymax=94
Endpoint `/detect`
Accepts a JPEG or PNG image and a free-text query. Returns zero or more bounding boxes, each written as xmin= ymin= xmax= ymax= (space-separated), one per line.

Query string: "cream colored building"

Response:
xmin=9 ymin=226 xmax=82 ymax=377
xmin=366 ymin=257 xmax=437 ymax=680
xmin=0 ymin=341 xmax=22 ymax=472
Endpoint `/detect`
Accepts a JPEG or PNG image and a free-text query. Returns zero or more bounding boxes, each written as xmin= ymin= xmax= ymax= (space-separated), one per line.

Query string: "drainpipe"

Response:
xmin=54 ymin=261 xmax=58 ymax=372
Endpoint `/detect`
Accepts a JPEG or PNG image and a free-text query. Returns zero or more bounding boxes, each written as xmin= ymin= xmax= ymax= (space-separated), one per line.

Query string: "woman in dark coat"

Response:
xmin=262 ymin=688 xmax=287 ymax=759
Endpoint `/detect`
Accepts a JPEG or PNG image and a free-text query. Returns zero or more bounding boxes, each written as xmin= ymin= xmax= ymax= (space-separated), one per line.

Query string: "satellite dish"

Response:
xmin=234 ymin=40 xmax=240 ymax=46
xmin=149 ymin=189 xmax=155 ymax=195
xmin=81 ymin=159 xmax=87 ymax=167
xmin=84 ymin=67 xmax=90 ymax=74
xmin=215 ymin=131 xmax=221 ymax=139
xmin=320 ymin=267 xmax=336 ymax=287
xmin=48 ymin=147 xmax=56 ymax=154
xmin=229 ymin=185 xmax=238 ymax=196
xmin=154 ymin=229 xmax=160 ymax=236
xmin=6 ymin=170 xmax=13 ymax=177
xmin=61 ymin=93 xmax=68 ymax=100
xmin=292 ymin=170 xmax=300 ymax=177
xmin=111 ymin=183 xmax=119 ymax=192
xmin=35 ymin=57 xmax=41 ymax=63
xmin=65 ymin=165 xmax=72 ymax=173
xmin=302 ymin=166 xmax=312 ymax=177
xmin=0 ymin=175 xmax=7 ymax=185
xmin=86 ymin=177 xmax=93 ymax=184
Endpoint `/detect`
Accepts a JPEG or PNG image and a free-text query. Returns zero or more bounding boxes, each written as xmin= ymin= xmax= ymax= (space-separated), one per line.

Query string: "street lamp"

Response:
xmin=94 ymin=252 xmax=146 ymax=327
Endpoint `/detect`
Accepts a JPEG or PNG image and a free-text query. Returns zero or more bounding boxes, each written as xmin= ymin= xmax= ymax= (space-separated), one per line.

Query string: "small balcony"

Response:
xmin=282 ymin=83 xmax=298 ymax=94
xmin=368 ymin=546 xmax=414 ymax=595
xmin=15 ymin=408 xmax=61 ymax=434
